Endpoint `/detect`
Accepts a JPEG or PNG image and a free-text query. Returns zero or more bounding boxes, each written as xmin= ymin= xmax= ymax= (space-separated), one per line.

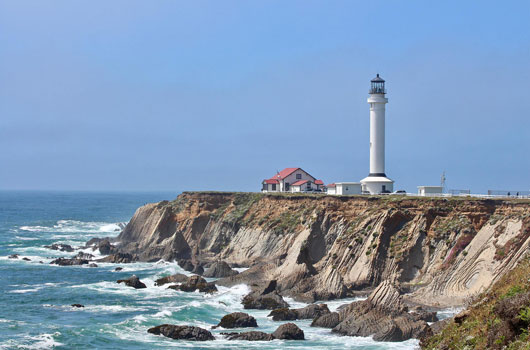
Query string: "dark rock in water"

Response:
xmin=191 ymin=264 xmax=204 ymax=275
xmin=271 ymin=323 xmax=305 ymax=340
xmin=98 ymin=253 xmax=137 ymax=264
xmin=224 ymin=331 xmax=273 ymax=341
xmin=178 ymin=259 xmax=195 ymax=272
xmin=97 ymin=239 xmax=114 ymax=255
xmin=215 ymin=312 xmax=257 ymax=328
xmin=147 ymin=324 xmax=214 ymax=341
xmin=267 ymin=308 xmax=298 ymax=321
xmin=22 ymin=257 xmax=31 ymax=261
xmin=155 ymin=273 xmax=189 ymax=286
xmin=75 ymin=252 xmax=95 ymax=260
xmin=88 ymin=263 xmax=98 ymax=268
xmin=173 ymin=275 xmax=217 ymax=293
xmin=242 ymin=291 xmax=289 ymax=310
xmin=44 ymin=243 xmax=75 ymax=252
xmin=117 ymin=275 xmax=147 ymax=289
xmin=85 ymin=237 xmax=103 ymax=248
xmin=50 ymin=257 xmax=89 ymax=266
xmin=269 ymin=304 xmax=330 ymax=321
xmin=114 ymin=267 xmax=123 ymax=271
xmin=8 ymin=254 xmax=19 ymax=259
xmin=311 ymin=312 xmax=340 ymax=328
xmin=203 ymin=261 xmax=239 ymax=278
xmin=331 ymin=280 xmax=431 ymax=342
xmin=71 ymin=304 xmax=84 ymax=308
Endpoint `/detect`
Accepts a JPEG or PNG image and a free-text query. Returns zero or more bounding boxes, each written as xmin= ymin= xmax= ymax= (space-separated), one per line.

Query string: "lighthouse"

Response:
xmin=360 ymin=74 xmax=394 ymax=194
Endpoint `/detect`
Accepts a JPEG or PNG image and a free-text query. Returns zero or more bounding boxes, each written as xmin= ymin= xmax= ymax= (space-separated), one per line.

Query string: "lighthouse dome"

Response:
xmin=370 ymin=74 xmax=386 ymax=94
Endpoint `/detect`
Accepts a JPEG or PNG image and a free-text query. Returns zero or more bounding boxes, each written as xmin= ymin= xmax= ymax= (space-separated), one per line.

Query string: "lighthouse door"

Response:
xmin=382 ymin=185 xmax=386 ymax=193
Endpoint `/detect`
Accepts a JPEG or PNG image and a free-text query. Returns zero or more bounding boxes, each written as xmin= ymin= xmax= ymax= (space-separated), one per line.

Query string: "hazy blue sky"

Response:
xmin=1 ymin=1 xmax=529 ymax=193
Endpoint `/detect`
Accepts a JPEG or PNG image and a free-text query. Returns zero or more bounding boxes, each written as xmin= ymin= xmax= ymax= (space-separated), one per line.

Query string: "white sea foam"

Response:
xmin=11 ymin=332 xmax=64 ymax=350
xmin=153 ymin=309 xmax=173 ymax=317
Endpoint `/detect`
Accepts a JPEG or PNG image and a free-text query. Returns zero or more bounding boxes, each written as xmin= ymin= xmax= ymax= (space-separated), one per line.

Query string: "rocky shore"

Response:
xmin=37 ymin=192 xmax=530 ymax=343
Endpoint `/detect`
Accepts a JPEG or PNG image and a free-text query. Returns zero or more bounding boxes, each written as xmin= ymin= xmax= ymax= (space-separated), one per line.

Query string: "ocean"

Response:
xmin=0 ymin=191 xmax=445 ymax=349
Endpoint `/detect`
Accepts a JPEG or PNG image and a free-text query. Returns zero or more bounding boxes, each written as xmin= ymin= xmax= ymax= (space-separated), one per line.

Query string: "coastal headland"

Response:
xmin=95 ymin=192 xmax=529 ymax=308
xmin=79 ymin=191 xmax=530 ymax=344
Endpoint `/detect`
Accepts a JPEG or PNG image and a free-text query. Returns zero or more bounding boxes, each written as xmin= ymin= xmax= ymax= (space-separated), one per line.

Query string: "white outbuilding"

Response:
xmin=418 ymin=186 xmax=443 ymax=196
xmin=327 ymin=182 xmax=362 ymax=195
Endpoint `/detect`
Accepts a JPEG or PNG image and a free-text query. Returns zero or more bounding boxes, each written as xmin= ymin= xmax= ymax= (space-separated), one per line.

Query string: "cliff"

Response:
xmin=421 ymin=255 xmax=530 ymax=349
xmin=111 ymin=192 xmax=530 ymax=307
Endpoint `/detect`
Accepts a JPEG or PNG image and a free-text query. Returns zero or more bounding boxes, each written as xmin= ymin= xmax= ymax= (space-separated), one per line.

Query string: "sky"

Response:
xmin=1 ymin=1 xmax=529 ymax=193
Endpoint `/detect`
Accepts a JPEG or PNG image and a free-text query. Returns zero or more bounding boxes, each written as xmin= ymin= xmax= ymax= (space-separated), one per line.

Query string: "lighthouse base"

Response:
xmin=360 ymin=176 xmax=394 ymax=195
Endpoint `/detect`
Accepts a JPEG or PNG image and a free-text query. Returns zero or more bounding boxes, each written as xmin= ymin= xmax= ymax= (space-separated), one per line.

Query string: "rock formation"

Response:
xmin=117 ymin=275 xmax=147 ymax=289
xmin=215 ymin=312 xmax=257 ymax=328
xmin=167 ymin=275 xmax=217 ymax=293
xmin=329 ymin=280 xmax=431 ymax=342
xmin=203 ymin=261 xmax=239 ymax=278
xmin=223 ymin=323 xmax=305 ymax=341
xmin=155 ymin=273 xmax=189 ymax=286
xmin=147 ymin=325 xmax=214 ymax=341
xmin=87 ymin=192 xmax=530 ymax=310
xmin=268 ymin=304 xmax=330 ymax=321
xmin=44 ymin=243 xmax=75 ymax=252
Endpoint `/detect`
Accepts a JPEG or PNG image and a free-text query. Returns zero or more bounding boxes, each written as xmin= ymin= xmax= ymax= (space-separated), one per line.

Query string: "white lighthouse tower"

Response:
xmin=360 ymin=74 xmax=394 ymax=194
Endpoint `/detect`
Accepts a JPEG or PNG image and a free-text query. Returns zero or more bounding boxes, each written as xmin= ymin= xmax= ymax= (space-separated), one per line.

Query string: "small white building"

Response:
xmin=261 ymin=168 xmax=324 ymax=193
xmin=418 ymin=186 xmax=443 ymax=196
xmin=327 ymin=182 xmax=361 ymax=195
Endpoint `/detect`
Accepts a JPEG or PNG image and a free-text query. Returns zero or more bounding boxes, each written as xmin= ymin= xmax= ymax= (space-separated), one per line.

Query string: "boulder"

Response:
xmin=268 ymin=308 xmax=298 ymax=321
xmin=22 ymin=257 xmax=31 ymax=261
xmin=50 ymin=257 xmax=89 ymax=266
xmin=224 ymin=331 xmax=273 ymax=341
xmin=155 ymin=273 xmax=189 ymax=286
xmin=215 ymin=312 xmax=257 ymax=329
xmin=178 ymin=259 xmax=195 ymax=272
xmin=76 ymin=252 xmax=95 ymax=260
xmin=114 ymin=267 xmax=123 ymax=271
xmin=88 ymin=263 xmax=98 ymax=267
xmin=410 ymin=310 xmax=438 ymax=323
xmin=454 ymin=309 xmax=471 ymax=325
xmin=191 ymin=264 xmax=204 ymax=275
xmin=269 ymin=304 xmax=330 ymax=321
xmin=271 ymin=323 xmax=305 ymax=340
xmin=147 ymin=324 xmax=214 ymax=341
xmin=169 ymin=275 xmax=217 ymax=293
xmin=311 ymin=312 xmax=340 ymax=328
xmin=242 ymin=291 xmax=289 ymax=310
xmin=44 ymin=243 xmax=74 ymax=252
xmin=97 ymin=239 xmax=114 ymax=255
xmin=203 ymin=261 xmax=239 ymax=278
xmin=8 ymin=254 xmax=19 ymax=259
xmin=98 ymin=253 xmax=137 ymax=264
xmin=331 ymin=280 xmax=431 ymax=342
xmin=117 ymin=275 xmax=147 ymax=289
xmin=71 ymin=304 xmax=84 ymax=308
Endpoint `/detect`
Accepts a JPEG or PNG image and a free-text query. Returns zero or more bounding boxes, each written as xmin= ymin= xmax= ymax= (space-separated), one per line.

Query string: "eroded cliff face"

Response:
xmin=113 ymin=192 xmax=530 ymax=307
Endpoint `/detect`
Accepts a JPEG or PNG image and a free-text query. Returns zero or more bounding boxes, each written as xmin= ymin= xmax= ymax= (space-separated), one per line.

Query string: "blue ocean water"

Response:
xmin=0 ymin=191 xmax=427 ymax=349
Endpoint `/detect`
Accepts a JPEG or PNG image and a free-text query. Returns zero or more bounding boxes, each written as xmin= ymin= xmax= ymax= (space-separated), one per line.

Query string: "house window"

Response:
xmin=272 ymin=184 xmax=276 ymax=191
xmin=285 ymin=183 xmax=290 ymax=191
xmin=306 ymin=182 xmax=311 ymax=189
xmin=296 ymin=174 xmax=302 ymax=179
